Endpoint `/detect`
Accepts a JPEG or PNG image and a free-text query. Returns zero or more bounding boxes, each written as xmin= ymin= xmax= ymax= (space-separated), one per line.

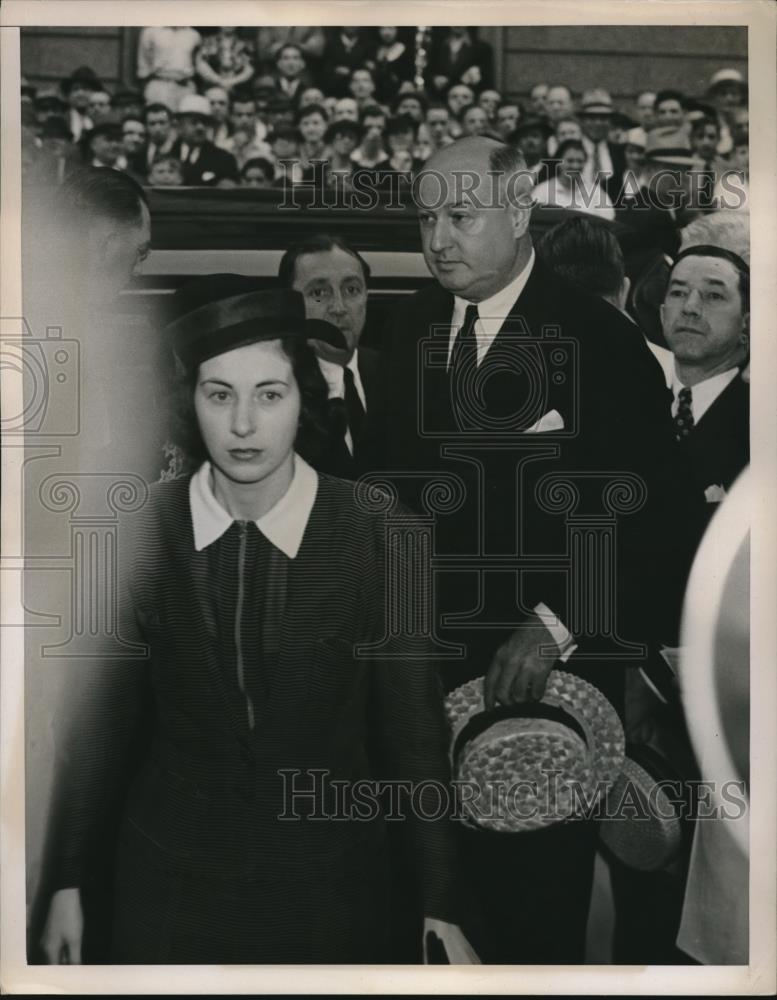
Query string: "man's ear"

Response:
xmin=510 ymin=204 xmax=532 ymax=240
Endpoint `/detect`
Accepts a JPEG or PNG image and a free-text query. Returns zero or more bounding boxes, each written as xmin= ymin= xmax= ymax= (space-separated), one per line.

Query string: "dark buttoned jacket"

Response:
xmin=680 ymin=373 xmax=749 ymax=495
xmin=54 ymin=474 xmax=459 ymax=960
xmin=180 ymin=140 xmax=239 ymax=186
xmin=305 ymin=346 xmax=387 ymax=479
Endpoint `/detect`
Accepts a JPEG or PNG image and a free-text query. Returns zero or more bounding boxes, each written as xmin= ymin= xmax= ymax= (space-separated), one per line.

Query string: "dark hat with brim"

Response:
xmin=61 ymin=65 xmax=102 ymax=94
xmin=166 ymin=278 xmax=347 ymax=370
xmin=445 ymin=670 xmax=625 ymax=833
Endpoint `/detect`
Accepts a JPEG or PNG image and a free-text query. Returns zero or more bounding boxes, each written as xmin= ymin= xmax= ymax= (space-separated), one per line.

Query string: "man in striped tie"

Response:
xmin=661 ymin=244 xmax=749 ymax=509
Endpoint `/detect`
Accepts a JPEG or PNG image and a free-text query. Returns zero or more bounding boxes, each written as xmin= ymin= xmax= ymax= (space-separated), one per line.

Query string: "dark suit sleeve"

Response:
xmin=355 ymin=346 xmax=388 ymax=475
xmin=217 ymin=147 xmax=240 ymax=183
xmin=572 ymin=311 xmax=706 ymax=649
xmin=363 ymin=505 xmax=461 ymax=924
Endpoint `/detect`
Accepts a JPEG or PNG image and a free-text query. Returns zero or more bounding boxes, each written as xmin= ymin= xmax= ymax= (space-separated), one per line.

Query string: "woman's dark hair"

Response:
xmin=276 ymin=43 xmax=305 ymax=63
xmin=386 ymin=113 xmax=418 ymax=139
xmin=556 ymin=138 xmax=587 ymax=160
xmin=655 ymin=88 xmax=686 ymax=111
xmin=295 ymin=103 xmax=329 ymax=124
xmin=240 ymin=156 xmax=274 ymax=181
xmin=170 ymin=336 xmax=330 ymax=472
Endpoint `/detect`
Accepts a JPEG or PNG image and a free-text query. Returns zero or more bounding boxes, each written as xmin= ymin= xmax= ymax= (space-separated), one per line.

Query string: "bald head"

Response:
xmin=419 ymin=136 xmax=534 ymax=212
xmin=423 ymin=134 xmax=501 ymax=173
xmin=415 ymin=137 xmax=534 ymax=302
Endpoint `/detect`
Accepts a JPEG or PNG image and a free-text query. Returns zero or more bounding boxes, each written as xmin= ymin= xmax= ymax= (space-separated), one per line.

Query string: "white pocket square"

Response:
xmin=202 ymin=171 xmax=216 ymax=182
xmin=704 ymin=483 xmax=727 ymax=503
xmin=525 ymin=409 xmax=564 ymax=433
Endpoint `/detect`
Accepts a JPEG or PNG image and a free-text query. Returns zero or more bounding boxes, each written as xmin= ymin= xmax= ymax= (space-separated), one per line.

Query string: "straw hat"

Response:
xmin=599 ymin=743 xmax=687 ymax=870
xmin=445 ymin=670 xmax=625 ymax=833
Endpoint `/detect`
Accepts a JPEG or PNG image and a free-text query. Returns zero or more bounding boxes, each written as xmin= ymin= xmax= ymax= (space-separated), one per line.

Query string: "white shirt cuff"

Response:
xmin=533 ymin=602 xmax=578 ymax=662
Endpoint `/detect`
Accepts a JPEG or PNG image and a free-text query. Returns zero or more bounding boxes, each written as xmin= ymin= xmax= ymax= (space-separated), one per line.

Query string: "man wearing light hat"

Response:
xmin=60 ymin=65 xmax=101 ymax=141
xmin=620 ymin=126 xmax=647 ymax=200
xmin=617 ymin=126 xmax=697 ymax=266
xmin=707 ymin=67 xmax=748 ymax=156
xmin=578 ymin=87 xmax=625 ymax=193
xmin=177 ymin=93 xmax=239 ymax=186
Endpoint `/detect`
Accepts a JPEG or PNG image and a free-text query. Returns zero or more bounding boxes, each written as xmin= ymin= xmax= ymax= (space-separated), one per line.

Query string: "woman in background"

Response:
xmin=533 ymin=138 xmax=616 ymax=221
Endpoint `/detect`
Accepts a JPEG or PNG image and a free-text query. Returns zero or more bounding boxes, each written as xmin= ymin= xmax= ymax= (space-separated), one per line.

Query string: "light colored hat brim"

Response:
xmin=445 ymin=670 xmax=625 ymax=833
xmin=599 ymin=755 xmax=684 ymax=870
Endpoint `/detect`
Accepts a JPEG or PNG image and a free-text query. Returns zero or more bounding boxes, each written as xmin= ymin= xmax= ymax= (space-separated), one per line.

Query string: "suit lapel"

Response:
xmin=473 ymin=261 xmax=561 ymax=430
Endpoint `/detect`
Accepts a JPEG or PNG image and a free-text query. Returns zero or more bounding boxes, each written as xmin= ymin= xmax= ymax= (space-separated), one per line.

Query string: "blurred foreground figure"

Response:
xmin=23 ymin=167 xmax=172 ymax=963
xmin=677 ymin=468 xmax=750 ymax=964
xmin=23 ymin=167 xmax=169 ymax=476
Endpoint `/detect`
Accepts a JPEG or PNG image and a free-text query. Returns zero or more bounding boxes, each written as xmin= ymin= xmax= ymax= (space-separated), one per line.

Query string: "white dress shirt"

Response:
xmin=581 ymin=135 xmax=614 ymax=186
xmin=532 ymin=177 xmax=615 ymax=221
xmin=448 ymin=249 xmax=536 ymax=367
xmin=137 ymin=26 xmax=201 ymax=81
xmin=670 ymin=367 xmax=739 ymax=424
xmin=190 ymin=454 xmax=317 ymax=557
xmin=447 ymin=249 xmax=576 ymax=659
xmin=317 ymin=352 xmax=367 ymax=455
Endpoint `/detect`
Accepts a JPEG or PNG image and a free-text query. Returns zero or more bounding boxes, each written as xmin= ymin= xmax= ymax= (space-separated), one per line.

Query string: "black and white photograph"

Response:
xmin=1 ymin=1 xmax=775 ymax=993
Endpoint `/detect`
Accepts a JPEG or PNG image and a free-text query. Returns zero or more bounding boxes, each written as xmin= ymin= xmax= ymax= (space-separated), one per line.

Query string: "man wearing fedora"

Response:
xmin=707 ymin=67 xmax=748 ymax=156
xmin=60 ymin=65 xmax=100 ymax=142
xmin=177 ymin=94 xmax=239 ymax=187
xmin=577 ymin=88 xmax=625 ymax=194
xmin=383 ymin=135 xmax=701 ymax=963
xmin=507 ymin=116 xmax=552 ymax=183
xmin=616 ymin=126 xmax=698 ymax=276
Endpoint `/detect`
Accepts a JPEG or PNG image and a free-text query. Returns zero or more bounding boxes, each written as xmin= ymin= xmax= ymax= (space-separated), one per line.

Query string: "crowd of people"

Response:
xmin=24 ymin=27 xmax=751 ymax=972
xmin=22 ymin=27 xmax=749 ymax=224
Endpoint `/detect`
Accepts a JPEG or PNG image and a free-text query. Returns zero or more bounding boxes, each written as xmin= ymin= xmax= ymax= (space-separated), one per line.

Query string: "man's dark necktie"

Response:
xmin=447 ymin=304 xmax=479 ymax=426
xmin=343 ymin=365 xmax=365 ymax=441
xmin=675 ymin=386 xmax=694 ymax=441
xmin=449 ymin=304 xmax=479 ymax=377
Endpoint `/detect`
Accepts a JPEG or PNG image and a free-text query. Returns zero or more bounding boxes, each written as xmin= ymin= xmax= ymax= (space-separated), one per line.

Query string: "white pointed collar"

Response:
xmin=189 ymin=454 xmax=318 ymax=558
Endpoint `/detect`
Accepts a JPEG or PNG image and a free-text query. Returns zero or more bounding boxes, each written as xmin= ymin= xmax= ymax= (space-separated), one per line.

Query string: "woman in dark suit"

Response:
xmin=39 ymin=279 xmax=477 ymax=965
